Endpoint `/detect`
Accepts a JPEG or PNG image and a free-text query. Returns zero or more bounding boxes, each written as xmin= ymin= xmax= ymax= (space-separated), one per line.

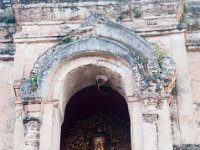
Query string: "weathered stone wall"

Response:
xmin=186 ymin=0 xmax=200 ymax=51
xmin=0 ymin=0 xmax=15 ymax=59
xmin=186 ymin=31 xmax=200 ymax=51
xmin=0 ymin=60 xmax=15 ymax=150
xmin=11 ymin=0 xmax=180 ymax=31
xmin=0 ymin=0 xmax=15 ymax=24
xmin=0 ymin=0 xmax=200 ymax=149
xmin=186 ymin=0 xmax=200 ymax=145
xmin=0 ymin=24 xmax=15 ymax=57
xmin=0 ymin=1 xmax=16 ymax=149
xmin=187 ymin=52 xmax=200 ymax=144
xmin=173 ymin=145 xmax=200 ymax=150
xmin=146 ymin=33 xmax=196 ymax=145
xmin=187 ymin=0 xmax=200 ymax=31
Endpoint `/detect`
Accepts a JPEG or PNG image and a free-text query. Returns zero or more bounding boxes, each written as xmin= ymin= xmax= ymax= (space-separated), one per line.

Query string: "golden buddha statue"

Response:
xmin=92 ymin=128 xmax=108 ymax=150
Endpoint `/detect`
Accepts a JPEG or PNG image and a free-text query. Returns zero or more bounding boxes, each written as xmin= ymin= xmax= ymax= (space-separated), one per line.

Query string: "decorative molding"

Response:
xmin=13 ymin=80 xmax=21 ymax=98
xmin=142 ymin=114 xmax=158 ymax=124
xmin=23 ymin=116 xmax=41 ymax=147
xmin=15 ymin=108 xmax=26 ymax=121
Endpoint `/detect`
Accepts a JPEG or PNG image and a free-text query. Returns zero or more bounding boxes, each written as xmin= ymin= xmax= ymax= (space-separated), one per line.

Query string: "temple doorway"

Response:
xmin=60 ymin=85 xmax=131 ymax=150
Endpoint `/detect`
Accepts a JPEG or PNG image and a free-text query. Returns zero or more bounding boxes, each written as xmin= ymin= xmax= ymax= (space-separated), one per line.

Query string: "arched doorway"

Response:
xmin=14 ymin=19 xmax=175 ymax=150
xmin=60 ymin=85 xmax=130 ymax=150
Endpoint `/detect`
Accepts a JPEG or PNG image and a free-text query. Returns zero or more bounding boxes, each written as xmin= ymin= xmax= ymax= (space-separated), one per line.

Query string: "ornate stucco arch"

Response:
xmin=48 ymin=53 xmax=136 ymax=116
xmin=13 ymin=16 xmax=176 ymax=150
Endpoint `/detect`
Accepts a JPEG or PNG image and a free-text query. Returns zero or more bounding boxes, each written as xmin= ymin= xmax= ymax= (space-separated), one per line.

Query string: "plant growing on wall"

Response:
xmin=60 ymin=37 xmax=72 ymax=44
xmin=118 ymin=7 xmax=142 ymax=21
xmin=152 ymin=43 xmax=169 ymax=61
xmin=59 ymin=28 xmax=93 ymax=45
xmin=2 ymin=8 xmax=15 ymax=24
xmin=133 ymin=9 xmax=142 ymax=18
xmin=179 ymin=0 xmax=188 ymax=23
xmin=30 ymin=73 xmax=38 ymax=91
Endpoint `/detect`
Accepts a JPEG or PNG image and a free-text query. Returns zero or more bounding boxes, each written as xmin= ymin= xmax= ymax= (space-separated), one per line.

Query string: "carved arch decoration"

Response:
xmin=19 ymin=15 xmax=175 ymax=104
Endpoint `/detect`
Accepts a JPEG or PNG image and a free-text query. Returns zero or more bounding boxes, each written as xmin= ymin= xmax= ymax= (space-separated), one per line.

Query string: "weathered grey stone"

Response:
xmin=0 ymin=47 xmax=15 ymax=55
xmin=23 ymin=115 xmax=41 ymax=149
xmin=0 ymin=23 xmax=15 ymax=57
xmin=5 ymin=118 xmax=15 ymax=133
xmin=173 ymin=144 xmax=200 ymax=150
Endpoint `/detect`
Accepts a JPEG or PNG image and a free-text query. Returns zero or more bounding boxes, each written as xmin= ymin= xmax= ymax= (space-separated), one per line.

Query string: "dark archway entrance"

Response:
xmin=60 ymin=85 xmax=130 ymax=150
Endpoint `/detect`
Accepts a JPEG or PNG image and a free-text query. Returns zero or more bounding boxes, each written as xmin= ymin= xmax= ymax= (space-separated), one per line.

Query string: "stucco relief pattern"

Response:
xmin=20 ymin=15 xmax=176 ymax=108
xmin=24 ymin=118 xmax=40 ymax=147
xmin=142 ymin=114 xmax=158 ymax=124
xmin=15 ymin=108 xmax=26 ymax=121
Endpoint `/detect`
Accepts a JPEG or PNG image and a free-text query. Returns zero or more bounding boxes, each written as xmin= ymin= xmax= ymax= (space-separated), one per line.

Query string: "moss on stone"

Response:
xmin=152 ymin=43 xmax=169 ymax=61
xmin=179 ymin=0 xmax=188 ymax=23
xmin=61 ymin=37 xmax=72 ymax=44
xmin=30 ymin=73 xmax=38 ymax=91
xmin=2 ymin=8 xmax=15 ymax=24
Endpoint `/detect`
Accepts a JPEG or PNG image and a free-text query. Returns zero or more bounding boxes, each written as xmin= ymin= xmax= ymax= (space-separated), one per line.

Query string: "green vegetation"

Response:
xmin=133 ymin=9 xmax=142 ymax=18
xmin=60 ymin=37 xmax=72 ymax=44
xmin=152 ymin=43 xmax=169 ymax=61
xmin=30 ymin=73 xmax=38 ymax=91
xmin=59 ymin=31 xmax=74 ymax=45
xmin=59 ymin=28 xmax=92 ymax=45
xmin=2 ymin=8 xmax=15 ymax=24
xmin=179 ymin=0 xmax=188 ymax=23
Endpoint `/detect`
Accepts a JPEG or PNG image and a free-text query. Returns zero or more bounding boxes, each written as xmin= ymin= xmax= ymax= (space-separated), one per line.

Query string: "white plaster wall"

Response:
xmin=143 ymin=122 xmax=157 ymax=150
xmin=13 ymin=42 xmax=56 ymax=80
xmin=146 ymin=32 xmax=196 ymax=144
xmin=0 ymin=61 xmax=15 ymax=150
xmin=187 ymin=51 xmax=200 ymax=144
xmin=40 ymin=104 xmax=54 ymax=150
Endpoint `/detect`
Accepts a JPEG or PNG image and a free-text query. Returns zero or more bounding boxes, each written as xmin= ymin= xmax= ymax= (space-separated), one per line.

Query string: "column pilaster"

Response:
xmin=128 ymin=97 xmax=144 ymax=150
xmin=157 ymin=100 xmax=173 ymax=150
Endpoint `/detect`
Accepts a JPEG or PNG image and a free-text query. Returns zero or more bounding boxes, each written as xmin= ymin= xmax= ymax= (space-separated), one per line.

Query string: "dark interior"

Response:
xmin=60 ymin=85 xmax=130 ymax=150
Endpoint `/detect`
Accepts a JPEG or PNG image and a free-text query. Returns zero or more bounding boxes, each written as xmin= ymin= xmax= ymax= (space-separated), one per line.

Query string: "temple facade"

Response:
xmin=0 ymin=0 xmax=200 ymax=150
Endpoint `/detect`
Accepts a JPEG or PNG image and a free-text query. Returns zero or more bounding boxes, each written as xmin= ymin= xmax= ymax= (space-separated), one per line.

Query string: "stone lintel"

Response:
xmin=128 ymin=95 xmax=173 ymax=108
xmin=15 ymin=97 xmax=42 ymax=107
xmin=24 ymin=104 xmax=41 ymax=113
xmin=138 ymin=28 xmax=184 ymax=37
xmin=13 ymin=37 xmax=60 ymax=44
xmin=186 ymin=46 xmax=200 ymax=52
xmin=24 ymin=99 xmax=59 ymax=113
